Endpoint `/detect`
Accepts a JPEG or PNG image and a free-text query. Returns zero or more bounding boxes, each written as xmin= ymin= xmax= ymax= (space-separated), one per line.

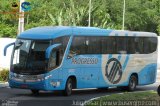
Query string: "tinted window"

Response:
xmin=116 ymin=37 xmax=127 ymax=54
xmin=147 ymin=37 xmax=157 ymax=53
xmin=86 ymin=37 xmax=101 ymax=54
xmin=135 ymin=37 xmax=144 ymax=54
xmin=70 ymin=36 xmax=86 ymax=54
xmin=70 ymin=36 xmax=102 ymax=54
xmin=127 ymin=37 xmax=135 ymax=54
xmin=143 ymin=37 xmax=151 ymax=53
xmin=101 ymin=37 xmax=116 ymax=54
xmin=70 ymin=36 xmax=157 ymax=55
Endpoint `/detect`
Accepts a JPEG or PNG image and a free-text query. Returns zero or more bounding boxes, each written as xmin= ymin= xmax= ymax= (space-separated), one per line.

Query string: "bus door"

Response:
xmin=66 ymin=54 xmax=99 ymax=88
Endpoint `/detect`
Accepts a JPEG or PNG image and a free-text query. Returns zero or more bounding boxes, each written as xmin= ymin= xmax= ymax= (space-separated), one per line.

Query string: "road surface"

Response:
xmin=0 ymin=82 xmax=159 ymax=106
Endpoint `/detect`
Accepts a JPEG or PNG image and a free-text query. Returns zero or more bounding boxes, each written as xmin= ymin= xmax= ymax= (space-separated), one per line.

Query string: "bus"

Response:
xmin=4 ymin=26 xmax=158 ymax=96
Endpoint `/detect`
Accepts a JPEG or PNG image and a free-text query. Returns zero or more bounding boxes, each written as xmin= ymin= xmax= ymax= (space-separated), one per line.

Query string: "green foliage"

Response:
xmin=0 ymin=23 xmax=17 ymax=37
xmin=85 ymin=91 xmax=159 ymax=106
xmin=0 ymin=0 xmax=160 ymax=38
xmin=0 ymin=69 xmax=9 ymax=82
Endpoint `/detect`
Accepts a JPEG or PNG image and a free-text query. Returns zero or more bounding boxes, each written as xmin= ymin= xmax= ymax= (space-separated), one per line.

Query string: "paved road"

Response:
xmin=0 ymin=82 xmax=159 ymax=106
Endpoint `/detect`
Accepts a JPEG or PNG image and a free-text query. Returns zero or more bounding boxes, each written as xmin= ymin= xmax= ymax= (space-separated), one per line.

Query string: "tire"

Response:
xmin=157 ymin=85 xmax=160 ymax=96
xmin=127 ymin=75 xmax=137 ymax=91
xmin=63 ymin=78 xmax=73 ymax=96
xmin=31 ymin=89 xmax=39 ymax=95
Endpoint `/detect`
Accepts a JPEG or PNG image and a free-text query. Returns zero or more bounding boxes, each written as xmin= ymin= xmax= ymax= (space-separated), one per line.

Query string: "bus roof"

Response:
xmin=18 ymin=26 xmax=157 ymax=40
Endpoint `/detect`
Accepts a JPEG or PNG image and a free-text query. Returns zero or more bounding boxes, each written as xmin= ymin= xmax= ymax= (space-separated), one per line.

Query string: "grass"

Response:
xmin=85 ymin=91 xmax=160 ymax=106
xmin=0 ymin=68 xmax=9 ymax=82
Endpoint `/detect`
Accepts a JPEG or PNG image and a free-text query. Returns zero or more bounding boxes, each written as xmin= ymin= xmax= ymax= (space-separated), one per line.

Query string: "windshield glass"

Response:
xmin=11 ymin=39 xmax=51 ymax=75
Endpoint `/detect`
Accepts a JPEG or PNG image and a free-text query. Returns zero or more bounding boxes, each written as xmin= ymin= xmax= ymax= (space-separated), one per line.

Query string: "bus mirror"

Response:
xmin=4 ymin=42 xmax=15 ymax=56
xmin=45 ymin=43 xmax=61 ymax=59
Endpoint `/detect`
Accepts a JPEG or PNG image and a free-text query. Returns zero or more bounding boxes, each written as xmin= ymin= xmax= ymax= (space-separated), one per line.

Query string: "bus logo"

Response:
xmin=105 ymin=58 xmax=122 ymax=84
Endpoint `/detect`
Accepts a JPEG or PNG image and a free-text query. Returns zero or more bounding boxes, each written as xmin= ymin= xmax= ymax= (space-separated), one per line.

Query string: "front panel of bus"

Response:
xmin=9 ymin=36 xmax=70 ymax=90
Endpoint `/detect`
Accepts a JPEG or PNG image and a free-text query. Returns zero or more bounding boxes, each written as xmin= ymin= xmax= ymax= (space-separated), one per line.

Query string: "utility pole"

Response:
xmin=122 ymin=0 xmax=125 ymax=30
xmin=18 ymin=0 xmax=25 ymax=35
xmin=88 ymin=0 xmax=91 ymax=27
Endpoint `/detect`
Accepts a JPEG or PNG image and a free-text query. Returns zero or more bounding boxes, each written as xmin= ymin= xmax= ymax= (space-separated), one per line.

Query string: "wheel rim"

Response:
xmin=130 ymin=78 xmax=136 ymax=89
xmin=67 ymin=81 xmax=72 ymax=94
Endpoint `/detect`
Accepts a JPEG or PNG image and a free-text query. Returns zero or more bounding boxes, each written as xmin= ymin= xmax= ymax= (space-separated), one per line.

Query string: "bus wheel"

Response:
xmin=63 ymin=78 xmax=72 ymax=96
xmin=31 ymin=89 xmax=39 ymax=95
xmin=157 ymin=85 xmax=160 ymax=96
xmin=127 ymin=75 xmax=137 ymax=91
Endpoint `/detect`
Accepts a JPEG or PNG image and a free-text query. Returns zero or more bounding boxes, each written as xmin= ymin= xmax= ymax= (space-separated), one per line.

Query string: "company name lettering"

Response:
xmin=72 ymin=58 xmax=98 ymax=64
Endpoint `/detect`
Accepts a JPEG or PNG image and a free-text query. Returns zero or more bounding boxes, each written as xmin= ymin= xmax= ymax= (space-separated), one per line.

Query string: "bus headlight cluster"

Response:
xmin=10 ymin=73 xmax=53 ymax=82
xmin=45 ymin=75 xmax=52 ymax=80
xmin=50 ymin=81 xmax=60 ymax=87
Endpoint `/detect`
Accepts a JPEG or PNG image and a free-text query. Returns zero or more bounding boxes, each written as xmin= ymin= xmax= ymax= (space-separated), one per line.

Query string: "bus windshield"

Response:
xmin=11 ymin=39 xmax=51 ymax=75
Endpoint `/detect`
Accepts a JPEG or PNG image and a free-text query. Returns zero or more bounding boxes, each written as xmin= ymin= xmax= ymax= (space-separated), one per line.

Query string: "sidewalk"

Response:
xmin=0 ymin=82 xmax=8 ymax=88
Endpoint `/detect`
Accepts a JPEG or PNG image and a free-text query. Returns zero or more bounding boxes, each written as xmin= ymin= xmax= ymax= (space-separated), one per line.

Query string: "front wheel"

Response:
xmin=127 ymin=75 xmax=137 ymax=91
xmin=63 ymin=78 xmax=73 ymax=96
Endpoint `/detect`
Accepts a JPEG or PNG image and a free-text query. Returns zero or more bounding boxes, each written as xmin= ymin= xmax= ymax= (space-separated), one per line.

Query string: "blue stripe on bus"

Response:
xmin=108 ymin=54 xmax=112 ymax=59
xmin=118 ymin=55 xmax=121 ymax=60
xmin=123 ymin=54 xmax=130 ymax=70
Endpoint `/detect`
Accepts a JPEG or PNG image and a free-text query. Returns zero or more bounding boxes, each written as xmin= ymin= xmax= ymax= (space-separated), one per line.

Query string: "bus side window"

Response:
xmin=149 ymin=37 xmax=157 ymax=53
xmin=70 ymin=37 xmax=86 ymax=54
xmin=101 ymin=37 xmax=108 ymax=54
xmin=108 ymin=37 xmax=116 ymax=54
xmin=135 ymin=37 xmax=144 ymax=54
xmin=143 ymin=37 xmax=151 ymax=54
xmin=116 ymin=37 xmax=127 ymax=54
xmin=127 ymin=37 xmax=135 ymax=54
xmin=85 ymin=37 xmax=101 ymax=54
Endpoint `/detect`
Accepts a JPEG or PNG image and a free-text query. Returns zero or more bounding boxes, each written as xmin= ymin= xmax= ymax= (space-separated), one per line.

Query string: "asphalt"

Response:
xmin=0 ymin=70 xmax=160 ymax=106
xmin=0 ymin=82 xmax=8 ymax=88
xmin=0 ymin=82 xmax=159 ymax=106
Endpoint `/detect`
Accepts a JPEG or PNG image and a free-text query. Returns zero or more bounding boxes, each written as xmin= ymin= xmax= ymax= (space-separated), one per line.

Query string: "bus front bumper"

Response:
xmin=9 ymin=79 xmax=47 ymax=90
xmin=9 ymin=79 xmax=65 ymax=91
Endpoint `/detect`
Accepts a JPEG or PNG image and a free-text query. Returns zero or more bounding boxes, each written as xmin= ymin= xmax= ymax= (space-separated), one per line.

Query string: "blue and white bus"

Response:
xmin=4 ymin=26 xmax=158 ymax=96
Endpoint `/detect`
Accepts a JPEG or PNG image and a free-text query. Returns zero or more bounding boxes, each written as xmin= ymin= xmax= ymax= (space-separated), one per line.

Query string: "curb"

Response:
xmin=0 ymin=82 xmax=9 ymax=88
xmin=82 ymin=90 xmax=155 ymax=106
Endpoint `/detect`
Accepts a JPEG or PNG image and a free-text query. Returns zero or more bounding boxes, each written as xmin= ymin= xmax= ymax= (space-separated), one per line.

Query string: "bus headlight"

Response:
xmin=44 ymin=75 xmax=52 ymax=80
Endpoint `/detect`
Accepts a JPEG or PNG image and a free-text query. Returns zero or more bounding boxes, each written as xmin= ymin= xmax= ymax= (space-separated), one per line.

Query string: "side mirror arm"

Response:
xmin=4 ymin=42 xmax=15 ymax=56
xmin=45 ymin=44 xmax=61 ymax=59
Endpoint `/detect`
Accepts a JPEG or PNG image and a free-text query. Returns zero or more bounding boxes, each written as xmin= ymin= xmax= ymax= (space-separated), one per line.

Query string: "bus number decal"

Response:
xmin=105 ymin=58 xmax=122 ymax=84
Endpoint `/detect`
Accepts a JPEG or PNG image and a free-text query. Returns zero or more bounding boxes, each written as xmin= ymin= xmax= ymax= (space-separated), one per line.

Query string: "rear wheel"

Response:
xmin=127 ymin=75 xmax=137 ymax=91
xmin=31 ymin=90 xmax=39 ymax=95
xmin=157 ymin=85 xmax=160 ymax=96
xmin=63 ymin=78 xmax=72 ymax=96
